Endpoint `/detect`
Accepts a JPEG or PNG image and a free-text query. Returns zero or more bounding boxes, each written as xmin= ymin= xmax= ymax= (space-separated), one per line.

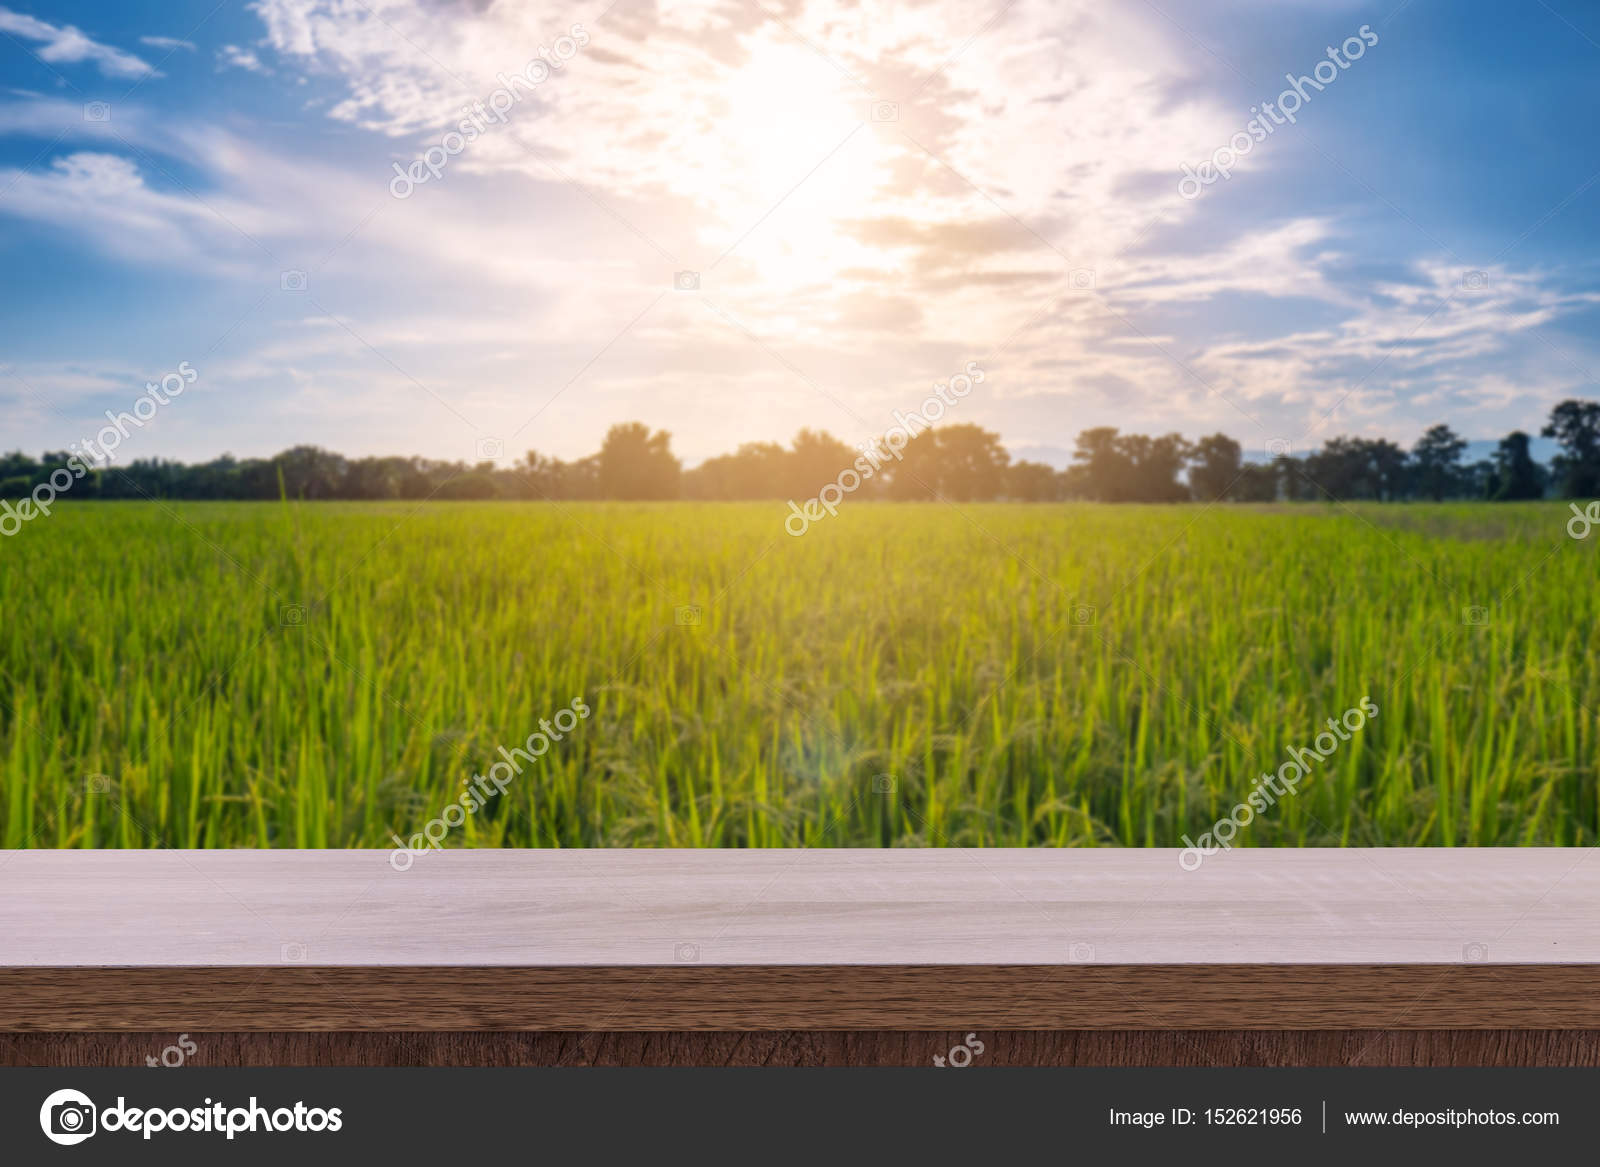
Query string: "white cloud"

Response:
xmin=0 ymin=6 xmax=158 ymax=78
xmin=139 ymin=35 xmax=197 ymax=52
xmin=0 ymin=1 xmax=1595 ymax=460
xmin=217 ymin=44 xmax=271 ymax=74
xmin=0 ymin=151 xmax=269 ymax=273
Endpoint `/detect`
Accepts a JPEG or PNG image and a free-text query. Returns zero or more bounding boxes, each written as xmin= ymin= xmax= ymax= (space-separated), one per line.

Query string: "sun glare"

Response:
xmin=698 ymin=38 xmax=897 ymax=286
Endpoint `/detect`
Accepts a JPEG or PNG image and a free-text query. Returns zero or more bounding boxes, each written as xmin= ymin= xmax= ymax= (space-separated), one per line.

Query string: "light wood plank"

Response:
xmin=2 ymin=848 xmax=1595 ymax=966
xmin=4 ymin=849 xmax=1597 ymax=1030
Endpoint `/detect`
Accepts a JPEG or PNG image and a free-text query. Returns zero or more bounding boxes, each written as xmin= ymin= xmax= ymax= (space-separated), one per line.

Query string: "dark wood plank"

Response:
xmin=5 ymin=1030 xmax=1600 ymax=1067
xmin=4 ymin=965 xmax=1599 ymax=1031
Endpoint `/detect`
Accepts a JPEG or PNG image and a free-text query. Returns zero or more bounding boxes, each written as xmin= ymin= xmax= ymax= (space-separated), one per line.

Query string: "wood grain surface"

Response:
xmin=6 ymin=1030 xmax=1600 ymax=1067
xmin=3 ymin=848 xmax=1597 ymax=1031
xmin=5 ymin=847 xmax=1597 ymax=965
xmin=3 ymin=964 xmax=1599 ymax=1030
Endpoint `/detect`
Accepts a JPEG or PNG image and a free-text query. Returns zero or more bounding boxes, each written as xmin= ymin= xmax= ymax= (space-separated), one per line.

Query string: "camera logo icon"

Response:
xmin=279 ymin=603 xmax=307 ymax=627
xmin=1071 ymin=604 xmax=1097 ymax=627
xmin=871 ymin=773 xmax=896 ymax=794
xmin=40 ymin=1088 xmax=97 ymax=1145
xmin=674 ymin=942 xmax=700 ymax=962
xmin=1461 ymin=270 xmax=1489 ymax=293
xmin=1266 ymin=438 xmax=1292 ymax=457
xmin=1069 ymin=941 xmax=1096 ymax=962
xmin=1462 ymin=605 xmax=1490 ymax=627
xmin=83 ymin=101 xmax=110 ymax=122
xmin=85 ymin=773 xmax=112 ymax=795
xmin=1069 ymin=268 xmax=1096 ymax=290
xmin=281 ymin=941 xmax=308 ymax=962
xmin=476 ymin=436 xmax=505 ymax=461
xmin=1462 ymin=941 xmax=1489 ymax=962
xmin=280 ymin=269 xmax=307 ymax=292
xmin=871 ymin=101 xmax=898 ymax=122
xmin=674 ymin=270 xmax=700 ymax=291
xmin=675 ymin=604 xmax=702 ymax=627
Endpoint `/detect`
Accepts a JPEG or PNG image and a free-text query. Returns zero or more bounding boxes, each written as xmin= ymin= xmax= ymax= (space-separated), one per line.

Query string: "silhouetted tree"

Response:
xmin=1064 ymin=427 xmax=1127 ymax=501
xmin=684 ymin=442 xmax=788 ymax=500
xmin=276 ymin=446 xmax=348 ymax=500
xmin=1463 ymin=459 xmax=1496 ymax=500
xmin=562 ymin=454 xmax=602 ymax=500
xmin=1299 ymin=437 xmax=1409 ymax=501
xmin=1065 ymin=428 xmax=1188 ymax=501
xmin=1542 ymin=399 xmax=1600 ymax=498
xmin=1004 ymin=460 xmax=1062 ymax=501
xmin=343 ymin=456 xmax=404 ymax=500
xmin=1189 ymin=433 xmax=1242 ymax=501
xmin=1368 ymin=438 xmax=1411 ymax=500
xmin=883 ymin=429 xmax=940 ymax=500
xmin=3 ymin=399 xmax=1588 ymax=505
xmin=1412 ymin=424 xmax=1468 ymax=501
xmin=878 ymin=425 xmax=1009 ymax=501
xmin=929 ymin=423 xmax=1010 ymax=501
xmin=434 ymin=462 xmax=502 ymax=499
xmin=1232 ymin=462 xmax=1279 ymax=502
xmin=786 ymin=429 xmax=862 ymax=499
xmin=597 ymin=423 xmax=680 ymax=500
xmin=1488 ymin=431 xmax=1546 ymax=500
xmin=1274 ymin=454 xmax=1317 ymax=501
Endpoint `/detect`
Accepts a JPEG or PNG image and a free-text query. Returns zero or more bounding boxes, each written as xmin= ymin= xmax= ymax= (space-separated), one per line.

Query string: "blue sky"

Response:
xmin=0 ymin=0 xmax=1595 ymax=468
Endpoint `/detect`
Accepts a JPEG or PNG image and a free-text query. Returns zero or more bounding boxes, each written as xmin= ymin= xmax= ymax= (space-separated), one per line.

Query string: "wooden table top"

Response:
xmin=3 ymin=848 xmax=1597 ymax=1030
xmin=5 ymin=847 xmax=1596 ymax=966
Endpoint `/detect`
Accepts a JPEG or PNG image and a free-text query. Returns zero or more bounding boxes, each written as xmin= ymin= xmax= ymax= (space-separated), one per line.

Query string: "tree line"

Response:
xmin=3 ymin=400 xmax=1597 ymax=504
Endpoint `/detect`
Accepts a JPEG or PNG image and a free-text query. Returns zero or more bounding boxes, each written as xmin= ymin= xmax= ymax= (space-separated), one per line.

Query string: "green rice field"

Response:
xmin=1 ymin=500 xmax=1595 ymax=849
